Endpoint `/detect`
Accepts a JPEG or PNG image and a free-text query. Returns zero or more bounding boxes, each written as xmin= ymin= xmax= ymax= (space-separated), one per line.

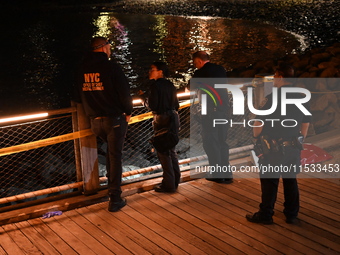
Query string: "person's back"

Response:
xmin=191 ymin=51 xmax=232 ymax=183
xmin=148 ymin=78 xmax=179 ymax=114
xmin=193 ymin=62 xmax=227 ymax=78
xmin=77 ymin=37 xmax=132 ymax=212
xmin=79 ymin=51 xmax=132 ymax=119
xmin=259 ymin=85 xmax=310 ymax=140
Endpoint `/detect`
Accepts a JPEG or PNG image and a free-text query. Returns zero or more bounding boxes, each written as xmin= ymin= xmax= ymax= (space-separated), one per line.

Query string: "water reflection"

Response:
xmin=0 ymin=11 xmax=302 ymax=114
xmin=97 ymin=13 xmax=301 ymax=89
xmin=93 ymin=12 xmax=111 ymax=38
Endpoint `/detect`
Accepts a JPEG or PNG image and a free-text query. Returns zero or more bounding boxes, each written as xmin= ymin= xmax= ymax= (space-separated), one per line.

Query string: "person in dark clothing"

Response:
xmin=146 ymin=62 xmax=181 ymax=193
xmin=77 ymin=37 xmax=133 ymax=212
xmin=191 ymin=51 xmax=233 ymax=184
xmin=246 ymin=63 xmax=312 ymax=224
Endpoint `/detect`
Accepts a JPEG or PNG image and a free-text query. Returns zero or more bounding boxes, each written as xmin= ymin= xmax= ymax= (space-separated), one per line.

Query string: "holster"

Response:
xmin=255 ymin=135 xmax=282 ymax=156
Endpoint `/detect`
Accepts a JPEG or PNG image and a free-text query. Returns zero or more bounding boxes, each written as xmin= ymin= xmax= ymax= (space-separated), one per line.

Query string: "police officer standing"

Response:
xmin=191 ymin=51 xmax=232 ymax=183
xmin=246 ymin=63 xmax=312 ymax=224
xmin=77 ymin=37 xmax=133 ymax=212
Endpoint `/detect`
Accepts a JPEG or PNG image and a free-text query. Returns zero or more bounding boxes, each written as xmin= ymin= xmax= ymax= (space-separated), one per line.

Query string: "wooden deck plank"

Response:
xmin=298 ymin=175 xmax=339 ymax=193
xmin=82 ymin=203 xmax=169 ymax=255
xmin=2 ymin=223 xmax=43 ymax=254
xmin=191 ymin=179 xmax=339 ymax=255
xmin=0 ymin=175 xmax=338 ymax=255
xmin=94 ymin=201 xmax=187 ymax=254
xmin=173 ymin=187 xmax=284 ymax=255
xmin=126 ymin=195 xmax=207 ymax=255
xmin=151 ymin=190 xmax=262 ymax=255
xmin=298 ymin=182 xmax=340 ymax=208
xmin=134 ymin=193 xmax=228 ymax=255
xmin=120 ymin=196 xmax=204 ymax=255
xmin=84 ymin=203 xmax=170 ymax=255
xmin=236 ymin=178 xmax=340 ymax=251
xmin=239 ymin=177 xmax=340 ymax=238
xmin=139 ymin=191 xmax=239 ymax=254
xmin=239 ymin=177 xmax=340 ymax=227
xmin=15 ymin=221 xmax=60 ymax=255
xmin=180 ymin=181 xmax=301 ymax=255
xmin=0 ymin=245 xmax=6 ymax=255
xmin=145 ymin=191 xmax=245 ymax=254
xmin=27 ymin=218 xmax=79 ymax=255
xmin=54 ymin=211 xmax=115 ymax=254
xmin=64 ymin=209 xmax=135 ymax=254
xmin=207 ymin=178 xmax=340 ymax=253
xmin=76 ymin=205 xmax=148 ymax=255
xmin=178 ymin=182 xmax=319 ymax=255
xmin=0 ymin=226 xmax=25 ymax=255
xmin=40 ymin=216 xmax=97 ymax=255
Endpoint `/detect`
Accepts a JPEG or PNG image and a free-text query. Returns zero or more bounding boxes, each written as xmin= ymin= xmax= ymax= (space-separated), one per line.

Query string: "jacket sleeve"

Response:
xmin=111 ymin=62 xmax=133 ymax=115
xmin=147 ymin=81 xmax=159 ymax=111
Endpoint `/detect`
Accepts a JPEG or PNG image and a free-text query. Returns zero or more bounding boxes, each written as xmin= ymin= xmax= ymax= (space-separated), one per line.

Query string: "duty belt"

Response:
xmin=281 ymin=140 xmax=295 ymax=147
xmin=254 ymin=135 xmax=304 ymax=157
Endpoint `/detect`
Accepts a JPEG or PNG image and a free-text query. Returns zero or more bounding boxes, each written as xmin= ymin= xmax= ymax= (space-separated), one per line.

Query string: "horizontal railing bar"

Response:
xmin=0 ymin=129 xmax=93 ymax=157
xmin=0 ymin=107 xmax=77 ymax=126
xmin=46 ymin=107 xmax=77 ymax=116
xmin=0 ymin=145 xmax=253 ymax=205
xmin=0 ymin=156 xmax=198 ymax=205
xmin=0 ymin=100 xmax=197 ymax=205
xmin=0 ymin=101 xmax=192 ymax=157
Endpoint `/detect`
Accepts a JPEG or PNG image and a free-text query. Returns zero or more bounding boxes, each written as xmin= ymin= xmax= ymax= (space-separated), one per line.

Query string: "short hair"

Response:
xmin=193 ymin=51 xmax=210 ymax=61
xmin=152 ymin=61 xmax=169 ymax=77
xmin=276 ymin=62 xmax=295 ymax=78
xmin=91 ymin=37 xmax=108 ymax=50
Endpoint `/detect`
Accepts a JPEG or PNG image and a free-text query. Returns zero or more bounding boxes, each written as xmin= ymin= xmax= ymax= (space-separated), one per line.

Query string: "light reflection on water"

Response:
xmin=0 ymin=11 xmax=302 ymax=114
xmin=97 ymin=12 xmax=301 ymax=90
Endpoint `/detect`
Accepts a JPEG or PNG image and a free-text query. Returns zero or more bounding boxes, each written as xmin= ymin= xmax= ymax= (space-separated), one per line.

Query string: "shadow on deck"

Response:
xmin=0 ymin=172 xmax=339 ymax=254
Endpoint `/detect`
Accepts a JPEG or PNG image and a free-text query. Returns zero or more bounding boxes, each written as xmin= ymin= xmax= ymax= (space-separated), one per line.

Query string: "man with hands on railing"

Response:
xmin=77 ymin=37 xmax=132 ymax=212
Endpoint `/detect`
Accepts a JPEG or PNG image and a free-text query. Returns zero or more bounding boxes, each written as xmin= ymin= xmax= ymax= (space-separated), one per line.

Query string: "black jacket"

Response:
xmin=192 ymin=62 xmax=227 ymax=78
xmin=77 ymin=52 xmax=132 ymax=118
xmin=147 ymin=78 xmax=179 ymax=114
xmin=146 ymin=78 xmax=180 ymax=133
xmin=257 ymin=85 xmax=312 ymax=139
xmin=191 ymin=62 xmax=229 ymax=115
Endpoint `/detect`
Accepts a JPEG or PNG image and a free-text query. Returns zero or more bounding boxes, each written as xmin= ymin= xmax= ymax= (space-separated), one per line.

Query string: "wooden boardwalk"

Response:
xmin=0 ymin=176 xmax=339 ymax=255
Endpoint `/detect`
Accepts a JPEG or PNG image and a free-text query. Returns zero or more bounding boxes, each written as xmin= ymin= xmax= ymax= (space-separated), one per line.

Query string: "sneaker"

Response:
xmin=246 ymin=212 xmax=273 ymax=225
xmin=108 ymin=198 xmax=126 ymax=212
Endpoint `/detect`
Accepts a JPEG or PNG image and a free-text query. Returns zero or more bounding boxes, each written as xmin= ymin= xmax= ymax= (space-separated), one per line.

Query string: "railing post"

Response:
xmin=72 ymin=101 xmax=99 ymax=195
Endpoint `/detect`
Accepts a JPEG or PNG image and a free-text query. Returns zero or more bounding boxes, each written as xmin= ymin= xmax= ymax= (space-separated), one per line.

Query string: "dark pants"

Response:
xmin=259 ymin=146 xmax=301 ymax=219
xmin=90 ymin=116 xmax=128 ymax=201
xmin=153 ymin=111 xmax=181 ymax=190
xmin=201 ymin=112 xmax=231 ymax=179
xmin=157 ymin=148 xmax=181 ymax=191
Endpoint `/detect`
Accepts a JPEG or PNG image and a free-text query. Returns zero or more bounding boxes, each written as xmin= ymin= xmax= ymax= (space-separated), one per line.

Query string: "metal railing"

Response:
xmin=0 ymin=87 xmax=257 ymax=207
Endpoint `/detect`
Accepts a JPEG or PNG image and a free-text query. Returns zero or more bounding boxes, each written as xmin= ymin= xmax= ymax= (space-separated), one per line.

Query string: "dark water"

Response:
xmin=0 ymin=8 xmax=302 ymax=116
